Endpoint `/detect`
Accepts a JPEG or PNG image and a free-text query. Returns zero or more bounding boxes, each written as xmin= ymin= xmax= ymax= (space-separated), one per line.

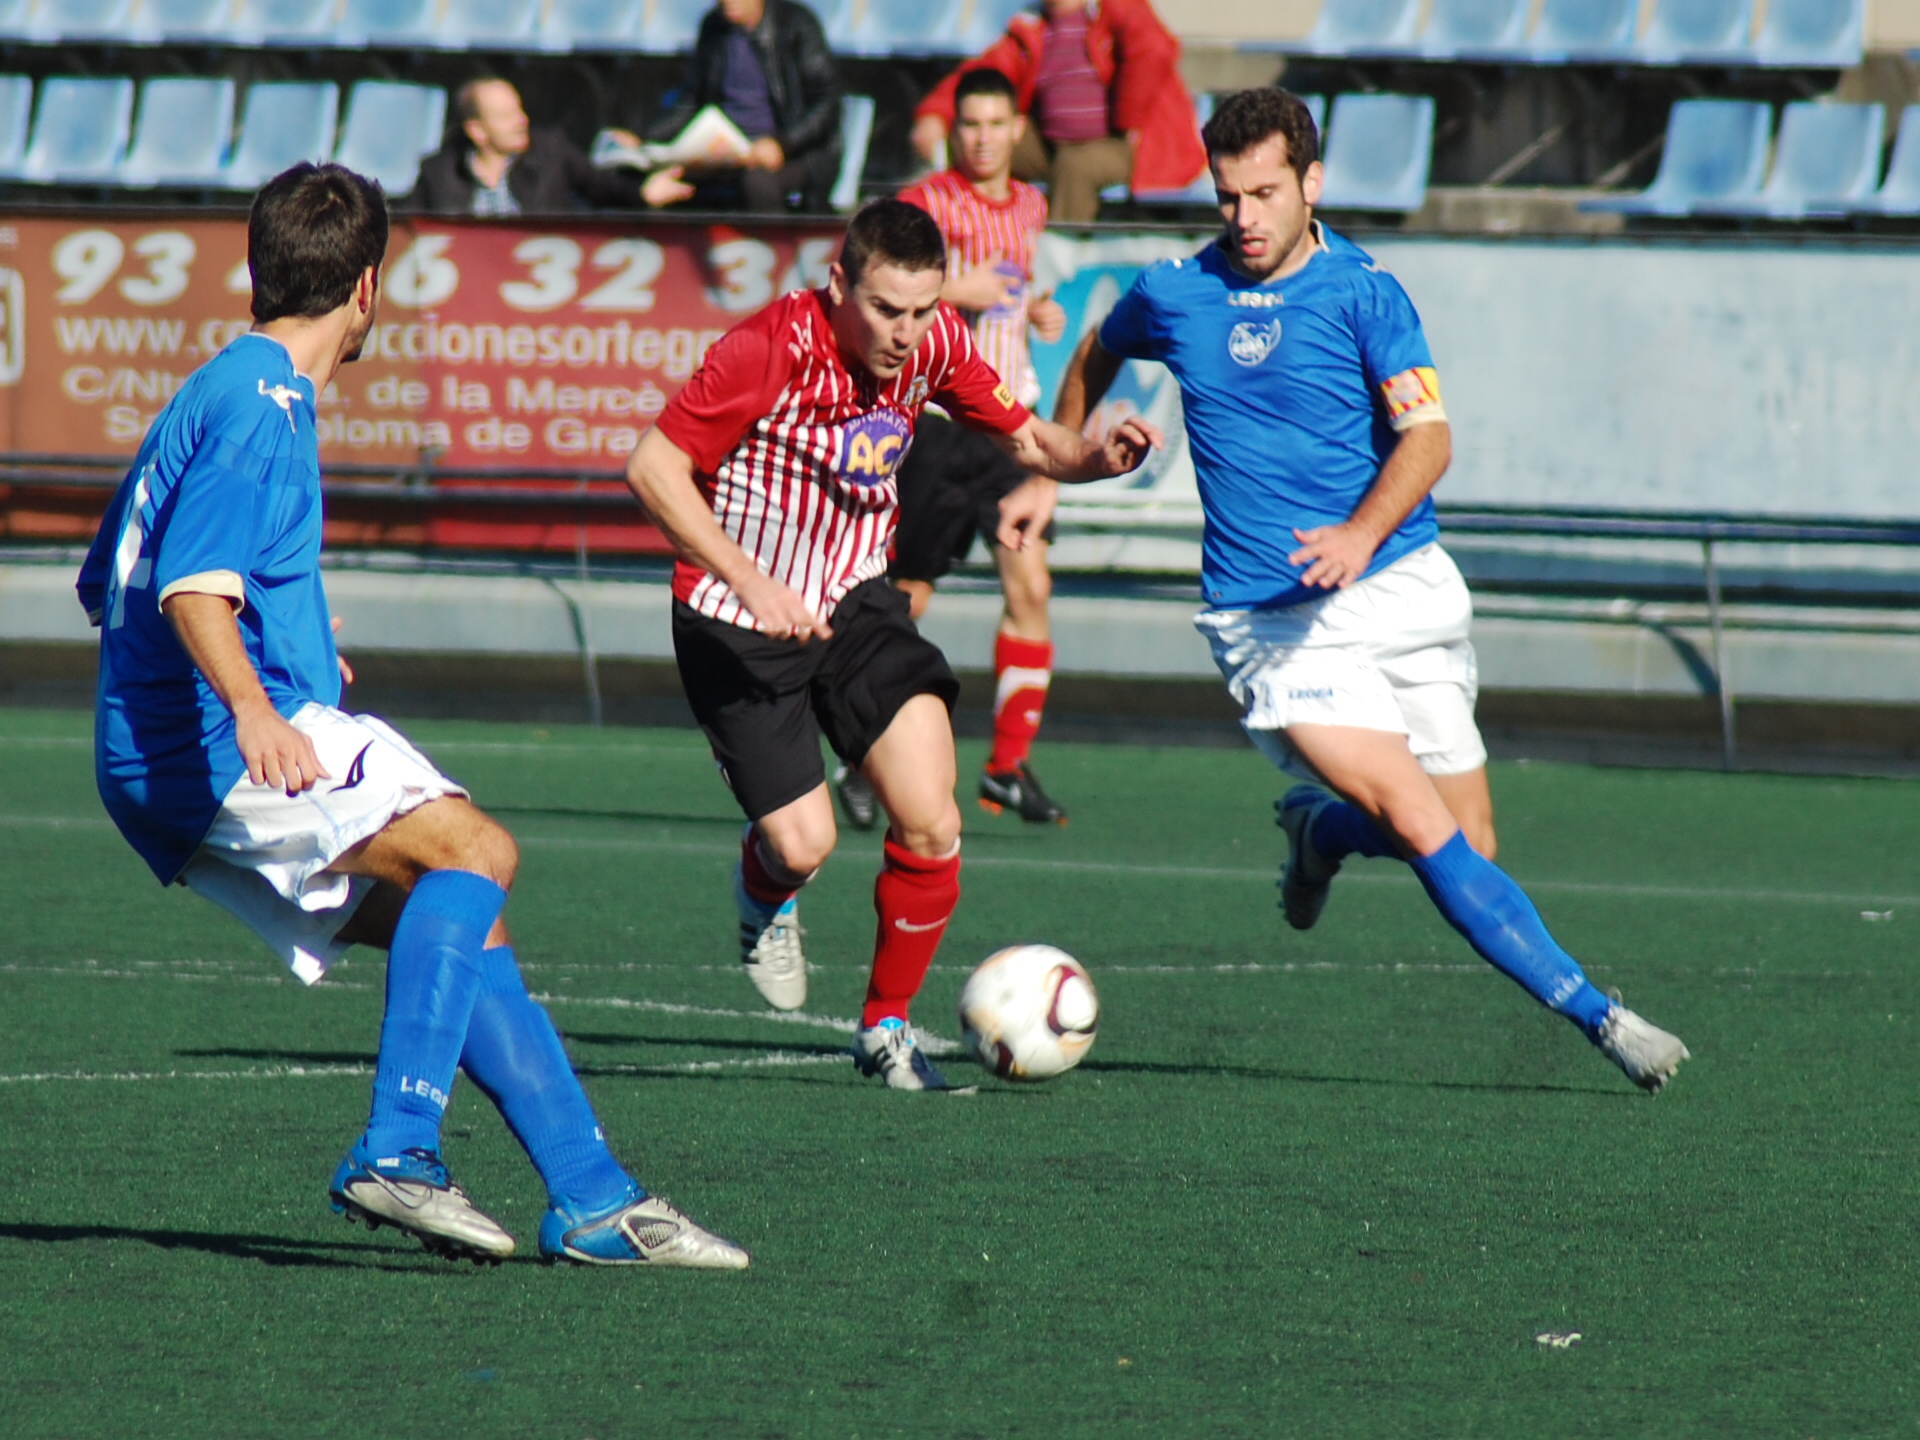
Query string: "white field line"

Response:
xmin=0 ymin=1049 xmax=854 ymax=1087
xmin=3 ymin=808 xmax=1915 ymax=908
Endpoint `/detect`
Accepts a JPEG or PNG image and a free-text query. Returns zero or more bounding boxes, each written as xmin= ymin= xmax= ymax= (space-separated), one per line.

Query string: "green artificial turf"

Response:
xmin=3 ymin=704 xmax=1918 ymax=1438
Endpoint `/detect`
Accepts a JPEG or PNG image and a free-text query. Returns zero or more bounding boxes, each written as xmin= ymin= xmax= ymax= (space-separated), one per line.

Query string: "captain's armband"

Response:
xmin=1380 ymin=366 xmax=1446 ymax=431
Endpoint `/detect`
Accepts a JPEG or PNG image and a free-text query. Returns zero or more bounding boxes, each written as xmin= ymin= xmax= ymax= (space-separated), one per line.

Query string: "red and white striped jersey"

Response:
xmin=898 ymin=169 xmax=1050 ymax=408
xmin=656 ymin=287 xmax=1031 ymax=629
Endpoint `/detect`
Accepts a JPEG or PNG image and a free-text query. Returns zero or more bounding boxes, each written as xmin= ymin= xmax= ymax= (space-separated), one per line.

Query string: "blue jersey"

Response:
xmin=77 ymin=334 xmax=337 ymax=884
xmin=1098 ymin=227 xmax=1447 ymax=612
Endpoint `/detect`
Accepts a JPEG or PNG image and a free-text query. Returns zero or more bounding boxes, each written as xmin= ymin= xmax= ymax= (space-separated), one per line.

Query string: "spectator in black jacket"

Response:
xmin=417 ymin=79 xmax=693 ymax=216
xmin=646 ymin=0 xmax=844 ymax=212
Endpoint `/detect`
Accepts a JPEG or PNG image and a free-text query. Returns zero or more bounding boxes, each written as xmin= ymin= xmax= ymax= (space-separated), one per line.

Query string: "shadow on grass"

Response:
xmin=1079 ymin=1058 xmax=1626 ymax=1097
xmin=0 ymin=1222 xmax=452 ymax=1270
xmin=563 ymin=1031 xmax=849 ymax=1057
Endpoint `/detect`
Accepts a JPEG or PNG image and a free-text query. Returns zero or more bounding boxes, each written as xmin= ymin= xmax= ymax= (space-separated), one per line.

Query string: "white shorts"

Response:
xmin=179 ymin=704 xmax=466 ymax=985
xmin=1195 ymin=543 xmax=1487 ymax=782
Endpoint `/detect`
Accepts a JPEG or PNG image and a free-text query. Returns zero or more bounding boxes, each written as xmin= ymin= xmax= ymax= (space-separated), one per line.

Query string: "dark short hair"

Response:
xmin=1202 ymin=88 xmax=1320 ymax=183
xmin=453 ymin=77 xmax=509 ymax=127
xmin=839 ymin=198 xmax=946 ymax=287
xmin=953 ymin=67 xmax=1019 ymax=113
xmin=248 ymin=164 xmax=389 ymax=324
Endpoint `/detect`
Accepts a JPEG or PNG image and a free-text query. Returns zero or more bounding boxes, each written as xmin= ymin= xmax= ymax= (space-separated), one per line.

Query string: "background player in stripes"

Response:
xmin=1018 ymin=89 xmax=1691 ymax=1093
xmin=77 ymin=163 xmax=749 ymax=1268
xmin=869 ymin=66 xmax=1074 ymax=829
xmin=623 ymin=199 xmax=1156 ymax=1089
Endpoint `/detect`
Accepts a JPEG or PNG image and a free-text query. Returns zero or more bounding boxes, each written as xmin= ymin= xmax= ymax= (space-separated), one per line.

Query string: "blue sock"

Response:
xmin=361 ymin=870 xmax=507 ymax=1158
xmin=1309 ymin=801 xmax=1402 ymax=861
xmin=461 ymin=945 xmax=636 ymax=1217
xmin=1408 ymin=831 xmax=1612 ymax=1034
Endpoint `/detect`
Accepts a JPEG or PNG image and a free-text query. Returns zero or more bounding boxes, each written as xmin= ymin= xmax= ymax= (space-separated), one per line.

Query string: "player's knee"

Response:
xmin=892 ymin=799 xmax=961 ymax=858
xmin=762 ymin=815 xmax=836 ymax=877
xmin=468 ymin=818 xmax=519 ymax=889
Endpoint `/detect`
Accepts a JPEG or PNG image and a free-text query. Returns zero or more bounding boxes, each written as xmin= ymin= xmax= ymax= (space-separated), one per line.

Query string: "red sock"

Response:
xmin=988 ymin=632 xmax=1052 ymax=772
xmin=862 ymin=837 xmax=961 ymax=1027
xmin=740 ymin=828 xmax=805 ymax=909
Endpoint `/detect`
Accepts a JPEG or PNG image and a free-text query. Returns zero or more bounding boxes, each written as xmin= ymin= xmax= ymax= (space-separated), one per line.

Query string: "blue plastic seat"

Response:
xmin=0 ymin=0 xmax=30 ymax=37
xmin=338 ymin=0 xmax=439 ymax=45
xmin=1529 ymin=0 xmax=1637 ymax=60
xmin=1753 ymin=0 xmax=1863 ymax=65
xmin=1865 ymin=106 xmax=1920 ymax=214
xmin=1702 ymin=101 xmax=1882 ymax=215
xmin=18 ymin=76 xmax=134 ymax=183
xmin=830 ymin=93 xmax=873 ymax=210
xmin=222 ymin=81 xmax=339 ymax=189
xmin=118 ymin=77 xmax=235 ymax=186
xmin=440 ymin=0 xmax=538 ymax=45
xmin=334 ymin=81 xmax=446 ymax=195
xmin=1582 ymin=99 xmax=1770 ymax=214
xmin=542 ymin=0 xmax=643 ymax=48
xmin=1315 ymin=92 xmax=1434 ymax=212
xmin=954 ymin=0 xmax=1024 ymax=52
xmin=135 ymin=0 xmax=236 ymax=40
xmin=0 ymin=76 xmax=32 ymax=176
xmin=1634 ymin=0 xmax=1753 ymax=63
xmin=844 ymin=0 xmax=962 ymax=55
xmin=639 ymin=0 xmax=706 ymax=50
xmin=1418 ymin=0 xmax=1528 ymax=58
xmin=31 ymin=0 xmax=135 ymax=41
xmin=1302 ymin=0 xmax=1420 ymax=53
xmin=233 ymin=0 xmax=338 ymax=43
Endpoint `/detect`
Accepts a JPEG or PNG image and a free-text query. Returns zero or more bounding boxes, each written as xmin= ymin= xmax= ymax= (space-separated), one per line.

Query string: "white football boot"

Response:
xmin=1595 ymin=1002 xmax=1691 ymax=1093
xmin=734 ymin=862 xmax=807 ymax=1011
xmin=1275 ymin=785 xmax=1344 ymax=931
xmin=851 ymin=1018 xmax=949 ymax=1091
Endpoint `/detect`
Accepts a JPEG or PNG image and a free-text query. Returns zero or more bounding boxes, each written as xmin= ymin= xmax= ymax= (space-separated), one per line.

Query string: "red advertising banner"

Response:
xmin=0 ymin=213 xmax=843 ymax=552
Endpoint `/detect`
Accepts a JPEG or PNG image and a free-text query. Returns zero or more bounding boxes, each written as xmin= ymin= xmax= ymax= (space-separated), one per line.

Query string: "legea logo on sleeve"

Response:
xmin=835 ymin=409 xmax=913 ymax=485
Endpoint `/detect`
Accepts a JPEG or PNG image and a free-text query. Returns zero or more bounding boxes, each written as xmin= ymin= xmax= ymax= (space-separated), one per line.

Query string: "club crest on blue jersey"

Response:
xmin=836 ymin=409 xmax=912 ymax=486
xmin=1228 ymin=318 xmax=1283 ymax=368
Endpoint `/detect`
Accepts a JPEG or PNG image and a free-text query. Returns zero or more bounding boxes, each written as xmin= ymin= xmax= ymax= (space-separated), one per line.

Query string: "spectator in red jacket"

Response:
xmin=911 ymin=0 xmax=1204 ymax=223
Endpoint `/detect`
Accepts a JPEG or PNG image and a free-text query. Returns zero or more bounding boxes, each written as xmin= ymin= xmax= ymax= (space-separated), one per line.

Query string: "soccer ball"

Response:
xmin=957 ymin=945 xmax=1099 ymax=1081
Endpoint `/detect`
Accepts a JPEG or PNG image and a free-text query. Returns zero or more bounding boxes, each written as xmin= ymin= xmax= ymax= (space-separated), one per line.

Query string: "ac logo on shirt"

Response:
xmin=1228 ymin=318 xmax=1284 ymax=368
xmin=837 ymin=409 xmax=913 ymax=485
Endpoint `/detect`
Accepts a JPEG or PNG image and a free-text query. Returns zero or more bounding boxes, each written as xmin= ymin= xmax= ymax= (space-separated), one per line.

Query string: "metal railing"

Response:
xmin=10 ymin=456 xmax=1920 ymax=763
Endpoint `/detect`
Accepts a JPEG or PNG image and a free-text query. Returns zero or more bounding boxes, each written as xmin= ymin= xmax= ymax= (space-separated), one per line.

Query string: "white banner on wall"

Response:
xmin=1031 ymin=231 xmax=1920 ymax=521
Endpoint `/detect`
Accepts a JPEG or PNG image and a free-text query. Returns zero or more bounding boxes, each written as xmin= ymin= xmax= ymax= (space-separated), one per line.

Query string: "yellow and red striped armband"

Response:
xmin=1380 ymin=366 xmax=1447 ymax=430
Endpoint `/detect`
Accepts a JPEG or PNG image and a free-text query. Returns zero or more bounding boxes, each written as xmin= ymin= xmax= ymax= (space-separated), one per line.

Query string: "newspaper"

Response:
xmin=591 ymin=106 xmax=753 ymax=170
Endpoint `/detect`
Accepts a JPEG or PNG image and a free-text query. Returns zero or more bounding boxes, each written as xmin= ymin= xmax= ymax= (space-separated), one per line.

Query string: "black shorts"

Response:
xmin=672 ymin=577 xmax=960 ymax=821
xmin=890 ymin=413 xmax=1053 ymax=584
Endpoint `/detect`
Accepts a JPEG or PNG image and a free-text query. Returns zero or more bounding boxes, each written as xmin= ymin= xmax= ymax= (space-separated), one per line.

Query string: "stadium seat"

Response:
xmin=1697 ymin=101 xmax=1882 ymax=216
xmin=0 ymin=76 xmax=31 ymax=175
xmin=1315 ymin=92 xmax=1434 ymax=211
xmin=1301 ymin=0 xmax=1421 ymax=53
xmin=1303 ymin=92 xmax=1327 ymax=134
xmin=542 ymin=0 xmax=643 ymax=48
xmin=1633 ymin=0 xmax=1754 ymax=64
xmin=337 ymin=0 xmax=439 ymax=46
xmin=222 ymin=81 xmax=339 ymax=189
xmin=1864 ymin=106 xmax=1920 ymax=214
xmin=118 ymin=77 xmax=235 ymax=187
xmin=0 ymin=0 xmax=29 ymax=37
xmin=136 ymin=0 xmax=238 ymax=41
xmin=844 ymin=0 xmax=963 ymax=55
xmin=233 ymin=0 xmax=339 ymax=44
xmin=441 ymin=0 xmax=540 ymax=46
xmin=1528 ymin=0 xmax=1638 ymax=60
xmin=955 ymin=0 xmax=1025 ymax=51
xmin=638 ymin=0 xmax=706 ymax=50
xmin=1581 ymin=99 xmax=1770 ymax=214
xmin=16 ymin=76 xmax=134 ymax=183
xmin=1417 ymin=0 xmax=1529 ymax=58
xmin=1752 ymin=0 xmax=1864 ymax=66
xmin=830 ymin=93 xmax=873 ymax=211
xmin=334 ymin=81 xmax=446 ymax=195
xmin=29 ymin=0 xmax=135 ymax=41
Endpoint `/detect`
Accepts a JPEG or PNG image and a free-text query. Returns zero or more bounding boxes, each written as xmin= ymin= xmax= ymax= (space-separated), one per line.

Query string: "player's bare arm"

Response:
xmin=162 ymin=590 xmax=329 ymax=794
xmin=1290 ymin=421 xmax=1451 ymax=590
xmin=995 ymin=331 xmax=1131 ymax=551
xmin=624 ymin=427 xmax=833 ymax=642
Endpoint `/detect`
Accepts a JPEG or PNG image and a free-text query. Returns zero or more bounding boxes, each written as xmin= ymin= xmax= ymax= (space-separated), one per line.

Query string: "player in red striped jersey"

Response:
xmin=886 ymin=68 xmax=1077 ymax=828
xmin=624 ymin=200 xmax=1156 ymax=1089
